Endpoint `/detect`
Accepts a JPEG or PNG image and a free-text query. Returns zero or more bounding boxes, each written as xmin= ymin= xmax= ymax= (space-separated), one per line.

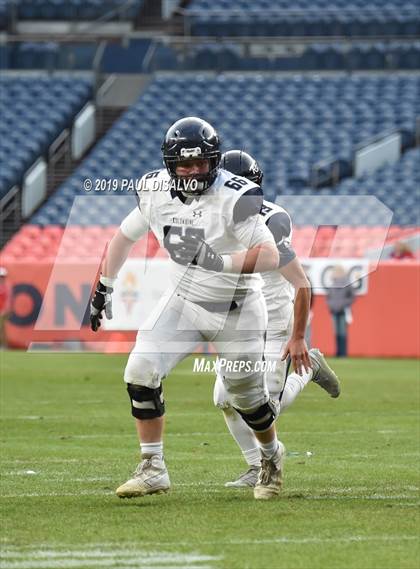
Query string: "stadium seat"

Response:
xmin=186 ymin=0 xmax=420 ymax=37
xmin=1 ymin=72 xmax=417 ymax=246
xmin=1 ymin=0 xmax=144 ymax=22
xmin=4 ymin=223 xmax=417 ymax=261
xmin=0 ymin=75 xmax=92 ymax=197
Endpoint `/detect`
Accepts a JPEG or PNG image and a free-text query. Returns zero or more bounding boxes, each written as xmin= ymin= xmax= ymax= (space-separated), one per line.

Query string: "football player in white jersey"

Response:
xmin=214 ymin=150 xmax=340 ymax=488
xmin=90 ymin=118 xmax=290 ymax=500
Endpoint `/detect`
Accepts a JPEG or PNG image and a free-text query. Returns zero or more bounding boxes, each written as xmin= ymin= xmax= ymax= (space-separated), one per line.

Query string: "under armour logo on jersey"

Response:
xmin=180 ymin=147 xmax=202 ymax=158
xmin=193 ymin=210 xmax=203 ymax=218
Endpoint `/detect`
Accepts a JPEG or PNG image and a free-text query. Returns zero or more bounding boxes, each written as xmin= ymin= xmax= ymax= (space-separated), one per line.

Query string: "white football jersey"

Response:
xmin=120 ymin=168 xmax=276 ymax=303
xmin=259 ymin=200 xmax=295 ymax=331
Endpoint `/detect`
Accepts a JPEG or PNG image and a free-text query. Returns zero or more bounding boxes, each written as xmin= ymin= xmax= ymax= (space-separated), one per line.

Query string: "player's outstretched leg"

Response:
xmin=309 ymin=348 xmax=341 ymax=398
xmin=214 ymin=376 xmax=261 ymax=488
xmin=254 ymin=441 xmax=286 ymax=500
xmin=233 ymin=399 xmax=285 ymax=500
xmin=117 ymin=363 xmax=171 ymax=498
xmin=116 ymin=453 xmax=170 ymax=498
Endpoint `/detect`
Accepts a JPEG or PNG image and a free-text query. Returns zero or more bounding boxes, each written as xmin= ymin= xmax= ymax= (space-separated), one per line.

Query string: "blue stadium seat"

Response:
xmin=0 ymin=75 xmax=92 ymax=197
xmin=186 ymin=0 xmax=420 ymax=37
xmin=5 ymin=0 xmax=144 ymax=21
xmin=28 ymin=73 xmax=419 ymax=227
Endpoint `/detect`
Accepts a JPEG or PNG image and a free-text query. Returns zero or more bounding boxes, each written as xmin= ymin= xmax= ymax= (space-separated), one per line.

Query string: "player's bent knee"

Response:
xmin=124 ymin=355 xmax=162 ymax=389
xmin=127 ymin=384 xmax=165 ymax=419
xmin=234 ymin=401 xmax=277 ymax=432
xmin=223 ymin=370 xmax=267 ymax=410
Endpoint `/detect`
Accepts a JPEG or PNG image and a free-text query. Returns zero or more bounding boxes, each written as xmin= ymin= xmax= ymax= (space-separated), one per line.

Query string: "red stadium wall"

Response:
xmin=311 ymin=261 xmax=419 ymax=357
xmin=3 ymin=260 xmax=419 ymax=358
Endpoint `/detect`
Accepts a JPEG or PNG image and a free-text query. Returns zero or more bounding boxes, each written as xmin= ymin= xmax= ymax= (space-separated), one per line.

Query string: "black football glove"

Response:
xmin=177 ymin=234 xmax=224 ymax=272
xmin=90 ymin=280 xmax=113 ymax=332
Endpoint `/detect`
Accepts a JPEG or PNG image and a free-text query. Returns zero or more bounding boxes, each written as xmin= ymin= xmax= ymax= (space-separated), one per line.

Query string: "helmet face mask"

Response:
xmin=220 ymin=150 xmax=263 ymax=187
xmin=162 ymin=117 xmax=221 ymax=196
xmin=173 ymin=157 xmax=212 ymax=195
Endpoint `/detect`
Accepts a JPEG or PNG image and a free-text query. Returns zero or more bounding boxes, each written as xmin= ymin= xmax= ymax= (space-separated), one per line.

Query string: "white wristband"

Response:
xmin=100 ymin=275 xmax=117 ymax=288
xmin=221 ymin=255 xmax=233 ymax=273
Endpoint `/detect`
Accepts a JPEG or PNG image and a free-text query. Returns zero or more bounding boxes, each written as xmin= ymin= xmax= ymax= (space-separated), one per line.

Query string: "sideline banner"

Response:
xmin=107 ymin=258 xmax=370 ymax=331
xmin=301 ymin=258 xmax=369 ymax=295
xmin=3 ymin=259 xmax=419 ymax=357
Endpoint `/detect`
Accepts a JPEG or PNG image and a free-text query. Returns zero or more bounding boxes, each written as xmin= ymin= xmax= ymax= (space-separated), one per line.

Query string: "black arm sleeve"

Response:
xmin=266 ymin=211 xmax=296 ymax=267
xmin=232 ymin=186 xmax=263 ymax=224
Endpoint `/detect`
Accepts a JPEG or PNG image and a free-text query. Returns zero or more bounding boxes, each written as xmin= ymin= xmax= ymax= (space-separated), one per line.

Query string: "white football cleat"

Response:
xmin=116 ymin=455 xmax=170 ymax=498
xmin=225 ymin=465 xmax=260 ymax=488
xmin=310 ymin=348 xmax=341 ymax=398
xmin=254 ymin=442 xmax=285 ymax=500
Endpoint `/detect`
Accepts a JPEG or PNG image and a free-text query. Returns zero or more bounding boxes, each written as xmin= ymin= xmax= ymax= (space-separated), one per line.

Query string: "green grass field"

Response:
xmin=0 ymin=352 xmax=419 ymax=569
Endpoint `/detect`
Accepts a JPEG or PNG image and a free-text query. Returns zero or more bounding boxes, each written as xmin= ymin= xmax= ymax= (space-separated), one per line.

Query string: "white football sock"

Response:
xmin=259 ymin=438 xmax=279 ymax=459
xmin=222 ymin=408 xmax=261 ymax=467
xmin=280 ymin=367 xmax=313 ymax=413
xmin=141 ymin=442 xmax=163 ymax=458
xmin=242 ymin=448 xmax=262 ymax=467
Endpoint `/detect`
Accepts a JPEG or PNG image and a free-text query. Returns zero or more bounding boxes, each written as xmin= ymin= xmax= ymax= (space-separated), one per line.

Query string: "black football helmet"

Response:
xmin=220 ymin=150 xmax=263 ymax=187
xmin=162 ymin=117 xmax=221 ymax=195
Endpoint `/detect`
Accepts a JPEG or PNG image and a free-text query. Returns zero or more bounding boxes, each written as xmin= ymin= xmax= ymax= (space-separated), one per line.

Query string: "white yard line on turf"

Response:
xmin=7 ymin=411 xmax=418 ymax=422
xmin=3 ymin=479 xmax=416 ymax=494
xmin=0 ymin=490 xmax=115 ymax=498
xmin=1 ymin=536 xmax=416 ymax=557
xmin=0 ymin=489 xmax=418 ymax=500
xmin=0 ymin=552 xmax=218 ymax=561
xmin=0 ymin=562 xmax=216 ymax=569
xmin=1 ymin=459 xmax=82 ymax=464
xmin=0 ymin=550 xmax=220 ymax=569
xmin=0 ymin=564 xmax=215 ymax=569
xmin=0 ymin=432 xmax=228 ymax=440
xmin=2 ymin=451 xmax=419 ymax=461
xmin=2 ymin=537 xmax=417 ymax=551
xmin=1 ymin=473 xmax=114 ymax=482
xmin=185 ymin=536 xmax=418 ymax=546
xmin=2 ymin=429 xmax=413 ymax=440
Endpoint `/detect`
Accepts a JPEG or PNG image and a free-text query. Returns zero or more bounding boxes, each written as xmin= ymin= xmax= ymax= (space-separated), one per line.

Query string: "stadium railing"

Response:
xmin=2 ymin=37 xmax=420 ymax=74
